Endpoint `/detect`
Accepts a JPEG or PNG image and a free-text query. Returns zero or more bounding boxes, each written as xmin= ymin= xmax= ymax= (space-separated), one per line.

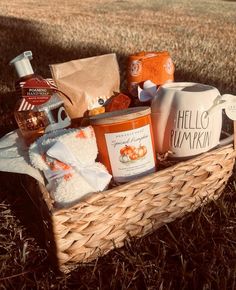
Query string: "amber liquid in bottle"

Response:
xmin=15 ymin=110 xmax=49 ymax=146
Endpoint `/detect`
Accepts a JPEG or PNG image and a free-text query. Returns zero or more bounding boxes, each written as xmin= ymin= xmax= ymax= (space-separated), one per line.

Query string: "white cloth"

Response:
xmin=29 ymin=126 xmax=112 ymax=207
xmin=138 ymin=80 xmax=157 ymax=102
xmin=0 ymin=130 xmax=44 ymax=183
xmin=46 ymin=140 xmax=110 ymax=191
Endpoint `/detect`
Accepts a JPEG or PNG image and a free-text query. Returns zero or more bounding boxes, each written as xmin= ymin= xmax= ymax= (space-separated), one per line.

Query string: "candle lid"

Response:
xmin=89 ymin=106 xmax=151 ymax=125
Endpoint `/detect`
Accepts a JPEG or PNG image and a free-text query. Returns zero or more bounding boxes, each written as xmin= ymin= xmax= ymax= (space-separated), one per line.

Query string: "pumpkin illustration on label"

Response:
xmin=138 ymin=145 xmax=147 ymax=157
xmin=119 ymin=145 xmax=147 ymax=163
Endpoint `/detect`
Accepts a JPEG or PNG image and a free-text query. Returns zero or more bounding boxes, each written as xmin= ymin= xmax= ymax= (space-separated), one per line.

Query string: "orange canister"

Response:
xmin=127 ymin=51 xmax=175 ymax=97
xmin=90 ymin=107 xmax=157 ymax=183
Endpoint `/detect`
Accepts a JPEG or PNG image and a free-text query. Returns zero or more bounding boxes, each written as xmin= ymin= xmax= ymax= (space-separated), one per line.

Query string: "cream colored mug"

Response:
xmin=150 ymin=82 xmax=234 ymax=158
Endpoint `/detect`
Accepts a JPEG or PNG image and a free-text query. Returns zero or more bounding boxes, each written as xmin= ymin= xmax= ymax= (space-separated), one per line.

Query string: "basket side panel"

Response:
xmin=22 ymin=175 xmax=60 ymax=271
xmin=51 ymin=145 xmax=235 ymax=271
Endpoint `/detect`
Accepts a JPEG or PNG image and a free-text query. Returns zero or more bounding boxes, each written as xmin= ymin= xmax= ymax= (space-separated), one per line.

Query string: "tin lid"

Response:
xmin=89 ymin=106 xmax=151 ymax=125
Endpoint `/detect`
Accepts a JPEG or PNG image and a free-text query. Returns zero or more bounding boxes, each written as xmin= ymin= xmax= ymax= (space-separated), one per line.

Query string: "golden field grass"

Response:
xmin=0 ymin=0 xmax=235 ymax=289
xmin=0 ymin=0 xmax=235 ymax=93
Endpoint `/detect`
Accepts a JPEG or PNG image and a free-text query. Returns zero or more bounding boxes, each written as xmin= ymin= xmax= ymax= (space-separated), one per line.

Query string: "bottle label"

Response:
xmin=19 ymin=78 xmax=56 ymax=111
xmin=105 ymin=124 xmax=156 ymax=183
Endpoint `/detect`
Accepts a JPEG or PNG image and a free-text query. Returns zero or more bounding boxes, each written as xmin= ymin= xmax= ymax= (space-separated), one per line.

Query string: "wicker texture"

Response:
xmin=36 ymin=144 xmax=236 ymax=271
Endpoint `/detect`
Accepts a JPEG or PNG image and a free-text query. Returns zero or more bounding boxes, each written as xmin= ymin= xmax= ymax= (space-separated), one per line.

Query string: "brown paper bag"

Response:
xmin=50 ymin=54 xmax=120 ymax=121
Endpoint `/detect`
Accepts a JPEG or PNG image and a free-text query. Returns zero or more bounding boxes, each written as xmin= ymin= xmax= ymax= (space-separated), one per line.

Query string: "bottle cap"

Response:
xmin=9 ymin=51 xmax=34 ymax=78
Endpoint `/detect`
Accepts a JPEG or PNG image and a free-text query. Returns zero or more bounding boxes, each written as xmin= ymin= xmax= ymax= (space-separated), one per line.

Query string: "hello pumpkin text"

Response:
xmin=170 ymin=110 xmax=212 ymax=149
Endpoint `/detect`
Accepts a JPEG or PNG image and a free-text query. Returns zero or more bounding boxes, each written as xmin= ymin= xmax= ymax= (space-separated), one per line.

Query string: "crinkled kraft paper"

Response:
xmin=50 ymin=53 xmax=120 ymax=120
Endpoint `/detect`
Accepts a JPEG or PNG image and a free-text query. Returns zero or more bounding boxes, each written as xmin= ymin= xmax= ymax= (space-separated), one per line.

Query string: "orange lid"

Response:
xmin=89 ymin=106 xmax=151 ymax=125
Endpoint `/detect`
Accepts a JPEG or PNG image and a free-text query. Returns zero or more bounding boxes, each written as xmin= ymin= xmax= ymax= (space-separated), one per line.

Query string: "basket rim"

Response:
xmin=38 ymin=142 xmax=235 ymax=214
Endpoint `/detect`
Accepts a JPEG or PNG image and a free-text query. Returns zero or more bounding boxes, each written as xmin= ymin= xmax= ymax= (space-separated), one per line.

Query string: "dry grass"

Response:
xmin=0 ymin=0 xmax=235 ymax=289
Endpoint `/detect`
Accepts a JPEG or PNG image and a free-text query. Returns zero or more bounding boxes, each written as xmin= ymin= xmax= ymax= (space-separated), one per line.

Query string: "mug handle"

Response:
xmin=220 ymin=94 xmax=236 ymax=146
xmin=207 ymin=94 xmax=236 ymax=147
xmin=219 ymin=134 xmax=234 ymax=146
xmin=207 ymin=94 xmax=236 ymax=114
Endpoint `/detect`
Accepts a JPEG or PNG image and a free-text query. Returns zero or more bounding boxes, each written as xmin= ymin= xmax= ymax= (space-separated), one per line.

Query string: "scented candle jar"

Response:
xmin=90 ymin=107 xmax=157 ymax=183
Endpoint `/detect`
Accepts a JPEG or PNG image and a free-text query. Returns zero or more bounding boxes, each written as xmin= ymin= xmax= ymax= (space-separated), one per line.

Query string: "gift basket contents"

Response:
xmin=29 ymin=126 xmax=112 ymax=207
xmin=0 ymin=49 xmax=236 ymax=271
xmin=9 ymin=51 xmax=72 ymax=146
xmin=127 ymin=51 xmax=174 ymax=99
xmin=89 ymin=106 xmax=157 ymax=183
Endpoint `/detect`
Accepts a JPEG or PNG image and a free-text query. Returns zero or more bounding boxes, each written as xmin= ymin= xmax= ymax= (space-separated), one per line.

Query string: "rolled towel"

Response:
xmin=29 ymin=126 xmax=112 ymax=207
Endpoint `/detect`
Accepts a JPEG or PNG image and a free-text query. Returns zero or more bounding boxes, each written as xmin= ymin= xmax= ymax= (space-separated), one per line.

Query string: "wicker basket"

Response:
xmin=23 ymin=142 xmax=235 ymax=273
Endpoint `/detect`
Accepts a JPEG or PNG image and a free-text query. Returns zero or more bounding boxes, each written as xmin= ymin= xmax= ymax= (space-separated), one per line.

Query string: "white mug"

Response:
xmin=150 ymin=82 xmax=234 ymax=158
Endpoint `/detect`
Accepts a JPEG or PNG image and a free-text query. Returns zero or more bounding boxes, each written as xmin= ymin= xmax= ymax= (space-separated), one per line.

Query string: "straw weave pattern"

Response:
xmin=39 ymin=144 xmax=235 ymax=271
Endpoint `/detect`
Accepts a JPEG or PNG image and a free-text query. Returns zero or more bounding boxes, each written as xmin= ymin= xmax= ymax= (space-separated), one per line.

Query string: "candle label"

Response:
xmin=105 ymin=124 xmax=155 ymax=182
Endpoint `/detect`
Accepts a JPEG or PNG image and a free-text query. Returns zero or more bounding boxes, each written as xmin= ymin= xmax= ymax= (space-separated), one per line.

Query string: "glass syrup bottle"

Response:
xmin=9 ymin=51 xmax=71 ymax=146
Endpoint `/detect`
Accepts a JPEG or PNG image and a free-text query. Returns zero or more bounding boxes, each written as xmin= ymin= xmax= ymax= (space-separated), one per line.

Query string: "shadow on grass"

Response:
xmin=0 ymin=15 xmax=235 ymax=289
xmin=0 ymin=15 xmax=125 ymax=137
xmin=0 ymin=15 xmax=234 ymax=136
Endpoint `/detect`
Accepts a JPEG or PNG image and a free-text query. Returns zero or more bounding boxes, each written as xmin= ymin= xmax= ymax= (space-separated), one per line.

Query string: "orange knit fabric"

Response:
xmin=127 ymin=51 xmax=174 ymax=97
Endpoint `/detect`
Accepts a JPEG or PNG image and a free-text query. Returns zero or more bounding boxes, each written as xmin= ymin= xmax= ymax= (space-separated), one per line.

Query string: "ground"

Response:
xmin=0 ymin=0 xmax=235 ymax=289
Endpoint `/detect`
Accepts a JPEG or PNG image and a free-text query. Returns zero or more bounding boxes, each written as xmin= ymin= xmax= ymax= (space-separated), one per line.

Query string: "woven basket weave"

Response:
xmin=24 ymin=142 xmax=236 ymax=273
